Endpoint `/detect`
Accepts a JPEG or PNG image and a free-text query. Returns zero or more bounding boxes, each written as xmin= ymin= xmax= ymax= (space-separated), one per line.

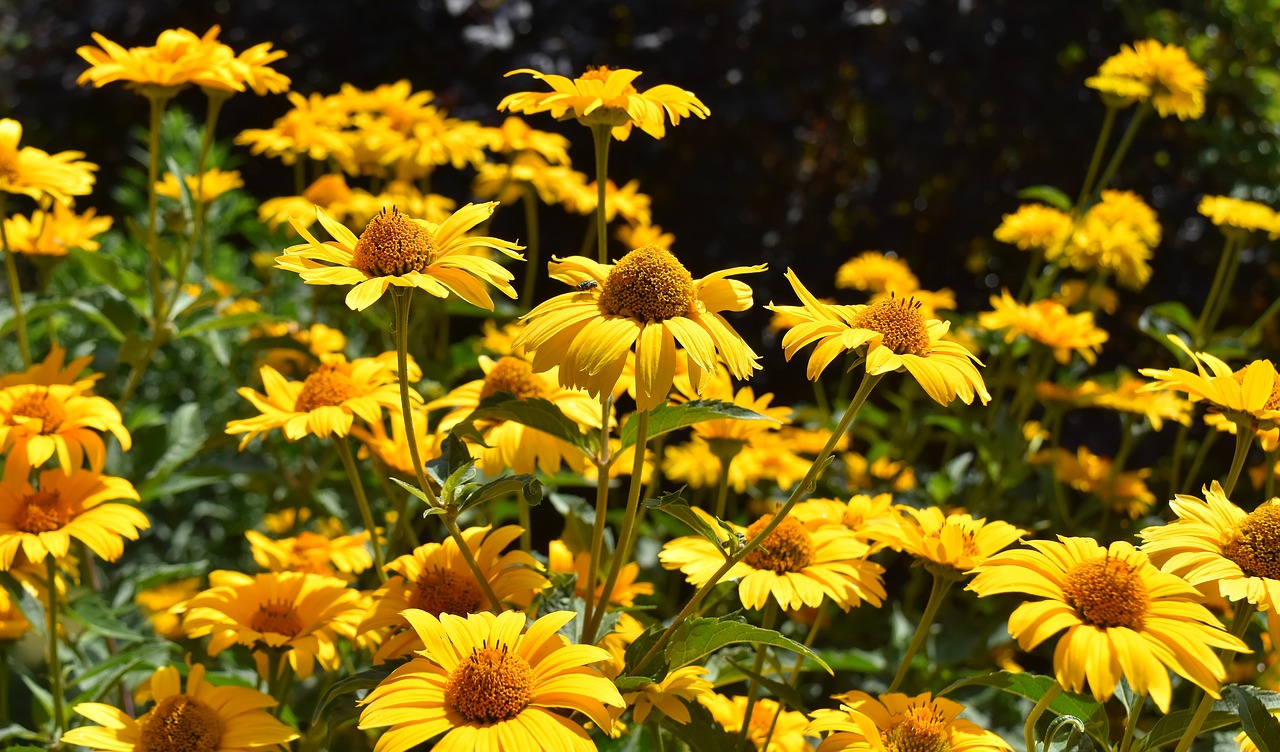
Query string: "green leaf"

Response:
xmin=70 ymin=248 xmax=147 ymax=298
xmin=644 ymin=488 xmax=731 ymax=553
xmin=456 ymin=473 xmax=543 ymax=515
xmin=1016 ymin=185 xmax=1073 ymax=211
xmin=665 ymin=616 xmax=831 ymax=675
xmin=622 ymin=624 xmax=668 ymax=682
xmin=0 ymin=725 xmax=43 ymax=744
xmin=453 ymin=395 xmax=597 ymax=454
xmin=620 ymin=400 xmax=779 ymax=450
xmin=133 ymin=561 xmax=209 ymax=592
xmin=311 ymin=662 xmax=401 ymax=725
xmin=1138 ymin=302 xmax=1197 ymax=350
xmin=1231 ymin=685 xmax=1280 ymax=752
xmin=665 ymin=699 xmax=739 ymax=752
xmin=939 ymin=672 xmax=1107 ymax=738
xmin=426 ymin=433 xmax=478 ymax=489
xmin=177 ymin=310 xmax=282 ymax=337
xmin=725 ymin=658 xmax=810 ymax=713
xmin=1044 ymin=715 xmax=1096 ymax=752
xmin=66 ymin=593 xmax=143 ymax=642
xmin=65 ymin=298 xmax=128 ymax=342
xmin=68 ymin=641 xmax=173 ymax=707
xmin=390 ymin=477 xmax=433 ymax=506
xmin=137 ymin=403 xmax=208 ymax=501
xmin=1135 ymin=708 xmax=1239 ymax=751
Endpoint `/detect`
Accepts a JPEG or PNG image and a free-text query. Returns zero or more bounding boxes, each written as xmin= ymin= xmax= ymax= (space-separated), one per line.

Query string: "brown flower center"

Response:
xmin=9 ymin=391 xmax=66 ymax=434
xmin=445 ymin=646 xmax=535 ymax=723
xmin=1061 ymin=555 xmax=1149 ymax=629
xmin=742 ymin=514 xmax=815 ymax=573
xmin=479 ymin=357 xmax=548 ymax=401
xmin=138 ymin=695 xmax=225 ymax=752
xmin=249 ymin=599 xmax=303 ymax=637
xmin=1224 ymin=504 xmax=1280 ymax=580
xmin=1232 ymin=364 xmax=1280 ymax=412
xmin=350 ymin=207 xmax=436 ymax=277
xmin=881 ymin=706 xmax=952 ymax=752
xmin=409 ymin=567 xmax=486 ymax=616
xmin=599 ymin=245 xmax=696 ymax=322
xmin=293 ymin=364 xmax=355 ymax=413
xmin=852 ymin=295 xmax=932 ymax=356
xmin=303 ymin=174 xmax=353 ymax=207
xmin=17 ymin=491 xmax=67 ymax=533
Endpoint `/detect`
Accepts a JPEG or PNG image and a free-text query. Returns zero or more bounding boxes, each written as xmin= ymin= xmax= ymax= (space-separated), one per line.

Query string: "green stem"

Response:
xmin=441 ymin=514 xmax=503 ymax=612
xmin=584 ymin=409 xmax=650 ymax=644
xmin=1202 ymin=234 xmax=1243 ymax=343
xmin=1180 ymin=427 xmax=1220 ymax=496
xmin=197 ymin=94 xmax=224 ymax=277
xmin=1223 ymin=423 xmax=1255 ymax=497
xmin=1265 ymin=448 xmax=1278 ymax=500
xmin=517 ymin=495 xmax=533 ymax=553
xmin=714 ymin=460 xmax=732 ymax=520
xmin=1119 ymin=694 xmax=1144 ymax=752
xmin=649 ymin=717 xmax=667 ymax=752
xmin=1169 ymin=420 xmax=1192 ymax=498
xmin=145 ymin=93 xmax=171 ymax=325
xmin=1076 ymin=106 xmax=1118 ymax=209
xmin=391 ymin=289 xmax=439 ymax=507
xmin=1091 ymin=104 xmax=1149 ymax=200
xmin=636 ymin=372 xmax=883 ymax=670
xmin=584 ymin=394 xmax=614 ymax=631
xmin=737 ymin=599 xmax=778 ymax=752
xmin=1173 ymin=603 xmax=1255 ymax=752
xmin=762 ymin=607 xmax=824 ymax=751
xmin=1046 ymin=408 xmax=1074 ymax=532
xmin=520 ymin=185 xmax=541 ymax=309
xmin=0 ymin=643 xmax=9 ymax=726
xmin=0 ymin=195 xmax=29 ymax=367
xmin=1193 ymin=234 xmax=1238 ymax=348
xmin=887 ymin=574 xmax=953 ymax=693
xmin=333 ymin=437 xmax=386 ymax=582
xmin=1024 ymin=682 xmax=1063 ymax=752
xmin=590 ymin=124 xmax=612 ymax=265
xmin=1015 ymin=248 xmax=1044 ymax=305
xmin=45 ymin=556 xmax=65 ymax=743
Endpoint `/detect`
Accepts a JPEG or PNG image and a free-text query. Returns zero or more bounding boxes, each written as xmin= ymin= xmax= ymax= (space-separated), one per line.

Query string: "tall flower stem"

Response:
xmin=390 ymin=289 xmax=438 ymax=507
xmin=1024 ymin=683 xmax=1063 ymax=752
xmin=45 ymin=557 xmax=66 ymax=741
xmin=636 ymin=372 xmax=883 ymax=669
xmin=1180 ymin=427 xmax=1219 ymax=496
xmin=333 ymin=437 xmax=386 ymax=582
xmin=590 ymin=124 xmax=613 ymax=264
xmin=1265 ymin=448 xmax=1278 ymax=500
xmin=167 ymin=93 xmax=225 ymax=317
xmin=0 ymin=194 xmax=29 ymax=366
xmin=1174 ymin=603 xmax=1255 ymax=752
xmin=1076 ymin=106 xmax=1118 ymax=209
xmin=1193 ymin=233 xmax=1239 ymax=348
xmin=584 ymin=408 xmax=650 ymax=644
xmin=762 ymin=607 xmax=825 ymax=750
xmin=887 ymin=573 xmax=953 ymax=693
xmin=708 ymin=440 xmax=744 ymax=520
xmin=736 ymin=599 xmax=778 ymax=752
xmin=583 ymin=394 xmax=614 ymax=632
xmin=144 ymin=92 xmax=172 ymax=325
xmin=1090 ymin=104 xmax=1149 ymax=200
xmin=1201 ymin=234 xmax=1244 ymax=344
xmin=1223 ymin=423 xmax=1255 ymax=497
xmin=520 ymin=184 xmax=541 ymax=309
xmin=1119 ymin=694 xmax=1145 ymax=752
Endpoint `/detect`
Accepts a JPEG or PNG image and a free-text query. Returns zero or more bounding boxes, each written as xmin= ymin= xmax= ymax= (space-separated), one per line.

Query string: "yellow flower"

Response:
xmin=0 ymin=468 xmax=145 ymax=569
xmin=276 ymin=203 xmax=523 ymax=311
xmin=474 ymin=154 xmax=587 ymax=206
xmin=548 ymin=538 xmax=654 ymax=614
xmin=426 ymin=355 xmax=599 ymax=475
xmin=0 ymin=118 xmax=97 ymax=203
xmin=979 ymin=290 xmax=1109 ymax=365
xmin=498 ymin=65 xmax=710 ymax=141
xmin=1053 ymin=190 xmax=1160 ymax=289
xmin=515 ymin=247 xmax=765 ymax=411
xmin=771 ymin=270 xmax=989 ymax=405
xmin=135 ymin=577 xmax=202 ymax=641
xmin=807 ymin=691 xmax=1012 ymax=752
xmin=835 ymin=251 xmax=919 ymax=294
xmin=1138 ymin=335 xmax=1280 ymax=426
xmin=352 ymin=406 xmax=441 ymax=479
xmin=0 ymin=343 xmax=99 ymax=391
xmin=61 ymin=663 xmax=298 ymax=751
xmin=183 ymin=570 xmax=364 ymax=679
xmin=1032 ymin=446 xmax=1156 ymax=519
xmin=870 ymin=506 xmax=1025 ymax=577
xmin=564 ymin=177 xmax=653 ymax=225
xmin=618 ymin=219 xmax=675 ymax=250
xmin=0 ymin=383 xmax=131 ymax=474
xmin=358 ymin=526 xmax=547 ymax=663
xmin=967 ymin=537 xmax=1247 ymax=711
xmin=1085 ymin=39 xmax=1207 ymax=120
xmin=76 ymin=27 xmax=241 ymax=93
xmin=4 ymin=203 xmax=112 ymax=256
xmin=1198 ymin=195 xmax=1279 ymax=236
xmin=1054 ymin=278 xmax=1119 ymax=314
xmin=993 ymin=204 xmax=1072 ymax=252
xmin=487 ymin=115 xmax=572 ymax=164
xmin=621 ymin=666 xmax=713 ymax=725
xmin=1072 ymin=373 xmax=1189 ymax=430
xmin=661 ymin=510 xmax=885 ymax=611
xmin=357 ymin=609 xmax=624 ymax=751
xmin=1141 ymin=481 xmax=1280 ymax=612
xmin=225 ymin=355 xmax=406 ymax=447
xmin=246 ymin=528 xmax=372 ymax=578
xmin=699 ymin=693 xmax=813 ymax=752
xmin=793 ymin=494 xmax=900 ymax=549
xmin=843 ymin=451 xmax=916 ymax=493
xmin=155 ymin=167 xmax=243 ymax=202
xmin=236 ymin=91 xmax=353 ymax=166
xmin=0 ymin=587 xmax=30 ymax=640
xmin=225 ymin=40 xmax=290 ymax=96
xmin=872 ymin=287 xmax=955 ymax=322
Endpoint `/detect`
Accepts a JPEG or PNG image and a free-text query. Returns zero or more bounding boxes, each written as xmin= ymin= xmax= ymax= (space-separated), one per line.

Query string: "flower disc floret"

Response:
xmin=742 ymin=515 xmax=815 ymax=573
xmin=249 ymin=599 xmax=303 ymax=637
xmin=446 ymin=647 xmax=536 ymax=723
xmin=479 ymin=357 xmax=548 ymax=401
xmin=1223 ymin=505 xmax=1280 ymax=580
xmin=10 ymin=391 xmax=66 ymax=433
xmin=852 ymin=295 xmax=931 ymax=356
xmin=411 ymin=567 xmax=485 ymax=615
xmin=884 ymin=707 xmax=952 ymax=752
xmin=350 ymin=207 xmax=436 ymax=277
xmin=18 ymin=491 xmax=65 ymax=533
xmin=1061 ymin=556 xmax=1149 ymax=629
xmin=292 ymin=363 xmax=356 ymax=412
xmin=138 ymin=695 xmax=224 ymax=752
xmin=599 ymin=245 xmax=696 ymax=322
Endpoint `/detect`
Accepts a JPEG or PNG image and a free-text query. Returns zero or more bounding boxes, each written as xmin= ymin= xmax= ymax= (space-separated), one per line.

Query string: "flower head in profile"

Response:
xmin=1053 ymin=190 xmax=1160 ymax=290
xmin=4 ymin=203 xmax=112 ymax=256
xmin=276 ymin=203 xmax=523 ymax=311
xmin=135 ymin=577 xmax=202 ymax=640
xmin=661 ymin=509 xmax=885 ymax=611
xmin=968 ymin=537 xmax=1247 ymax=711
xmin=76 ymin=27 xmax=240 ymax=93
xmin=994 ymin=203 xmax=1072 ymax=252
xmin=1086 ymin=39 xmax=1206 ymax=119
xmin=870 ymin=506 xmax=1025 ymax=578
xmin=1199 ymin=195 xmax=1279 ymax=237
xmin=769 ymin=270 xmax=989 ymax=406
xmin=0 ymin=383 xmax=131 ymax=475
xmin=835 ymin=251 xmax=919 ymax=294
xmin=245 ymin=528 xmax=373 ymax=579
xmin=1033 ymin=446 xmax=1156 ymax=519
xmin=516 ymin=246 xmax=765 ymax=411
xmin=498 ymin=66 xmax=710 ymax=140
xmin=0 ymin=344 xmax=100 ymax=391
xmin=225 ymin=355 xmax=407 ymax=447
xmin=358 ymin=526 xmax=547 ymax=663
xmin=1139 ymin=335 xmax=1280 ymax=426
xmin=0 ymin=468 xmax=145 ymax=569
xmin=358 ymin=609 xmax=624 ymax=751
xmin=183 ymin=570 xmax=364 ymax=680
xmin=793 ymin=494 xmax=900 ymax=549
xmin=0 ymin=119 xmax=97 ymax=204
xmin=1141 ymin=481 xmax=1280 ymax=612
xmin=619 ymin=666 xmax=713 ymax=726
xmin=155 ymin=167 xmax=243 ymax=203
xmin=700 ymin=693 xmax=813 ymax=752
xmin=979 ymin=290 xmax=1109 ymax=365
xmin=61 ymin=663 xmax=298 ymax=752
xmin=806 ymin=691 xmax=1012 ymax=752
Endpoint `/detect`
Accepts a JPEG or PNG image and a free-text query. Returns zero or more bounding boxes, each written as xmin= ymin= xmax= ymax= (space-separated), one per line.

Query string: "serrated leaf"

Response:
xmin=311 ymin=662 xmax=401 ymax=724
xmin=620 ymin=400 xmax=778 ymax=450
xmin=456 ymin=474 xmax=543 ymax=515
xmin=390 ymin=477 xmax=433 ymax=506
xmin=454 ymin=395 xmax=596 ymax=454
xmin=1231 ymin=685 xmax=1280 ymax=752
xmin=1017 ymin=185 xmax=1073 ymax=211
xmin=66 ymin=593 xmax=143 ymax=642
xmin=622 ymin=624 xmax=667 ymax=682
xmin=645 ymin=488 xmax=729 ymax=553
xmin=939 ymin=672 xmax=1107 ymax=738
xmin=665 ymin=616 xmax=831 ymax=675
